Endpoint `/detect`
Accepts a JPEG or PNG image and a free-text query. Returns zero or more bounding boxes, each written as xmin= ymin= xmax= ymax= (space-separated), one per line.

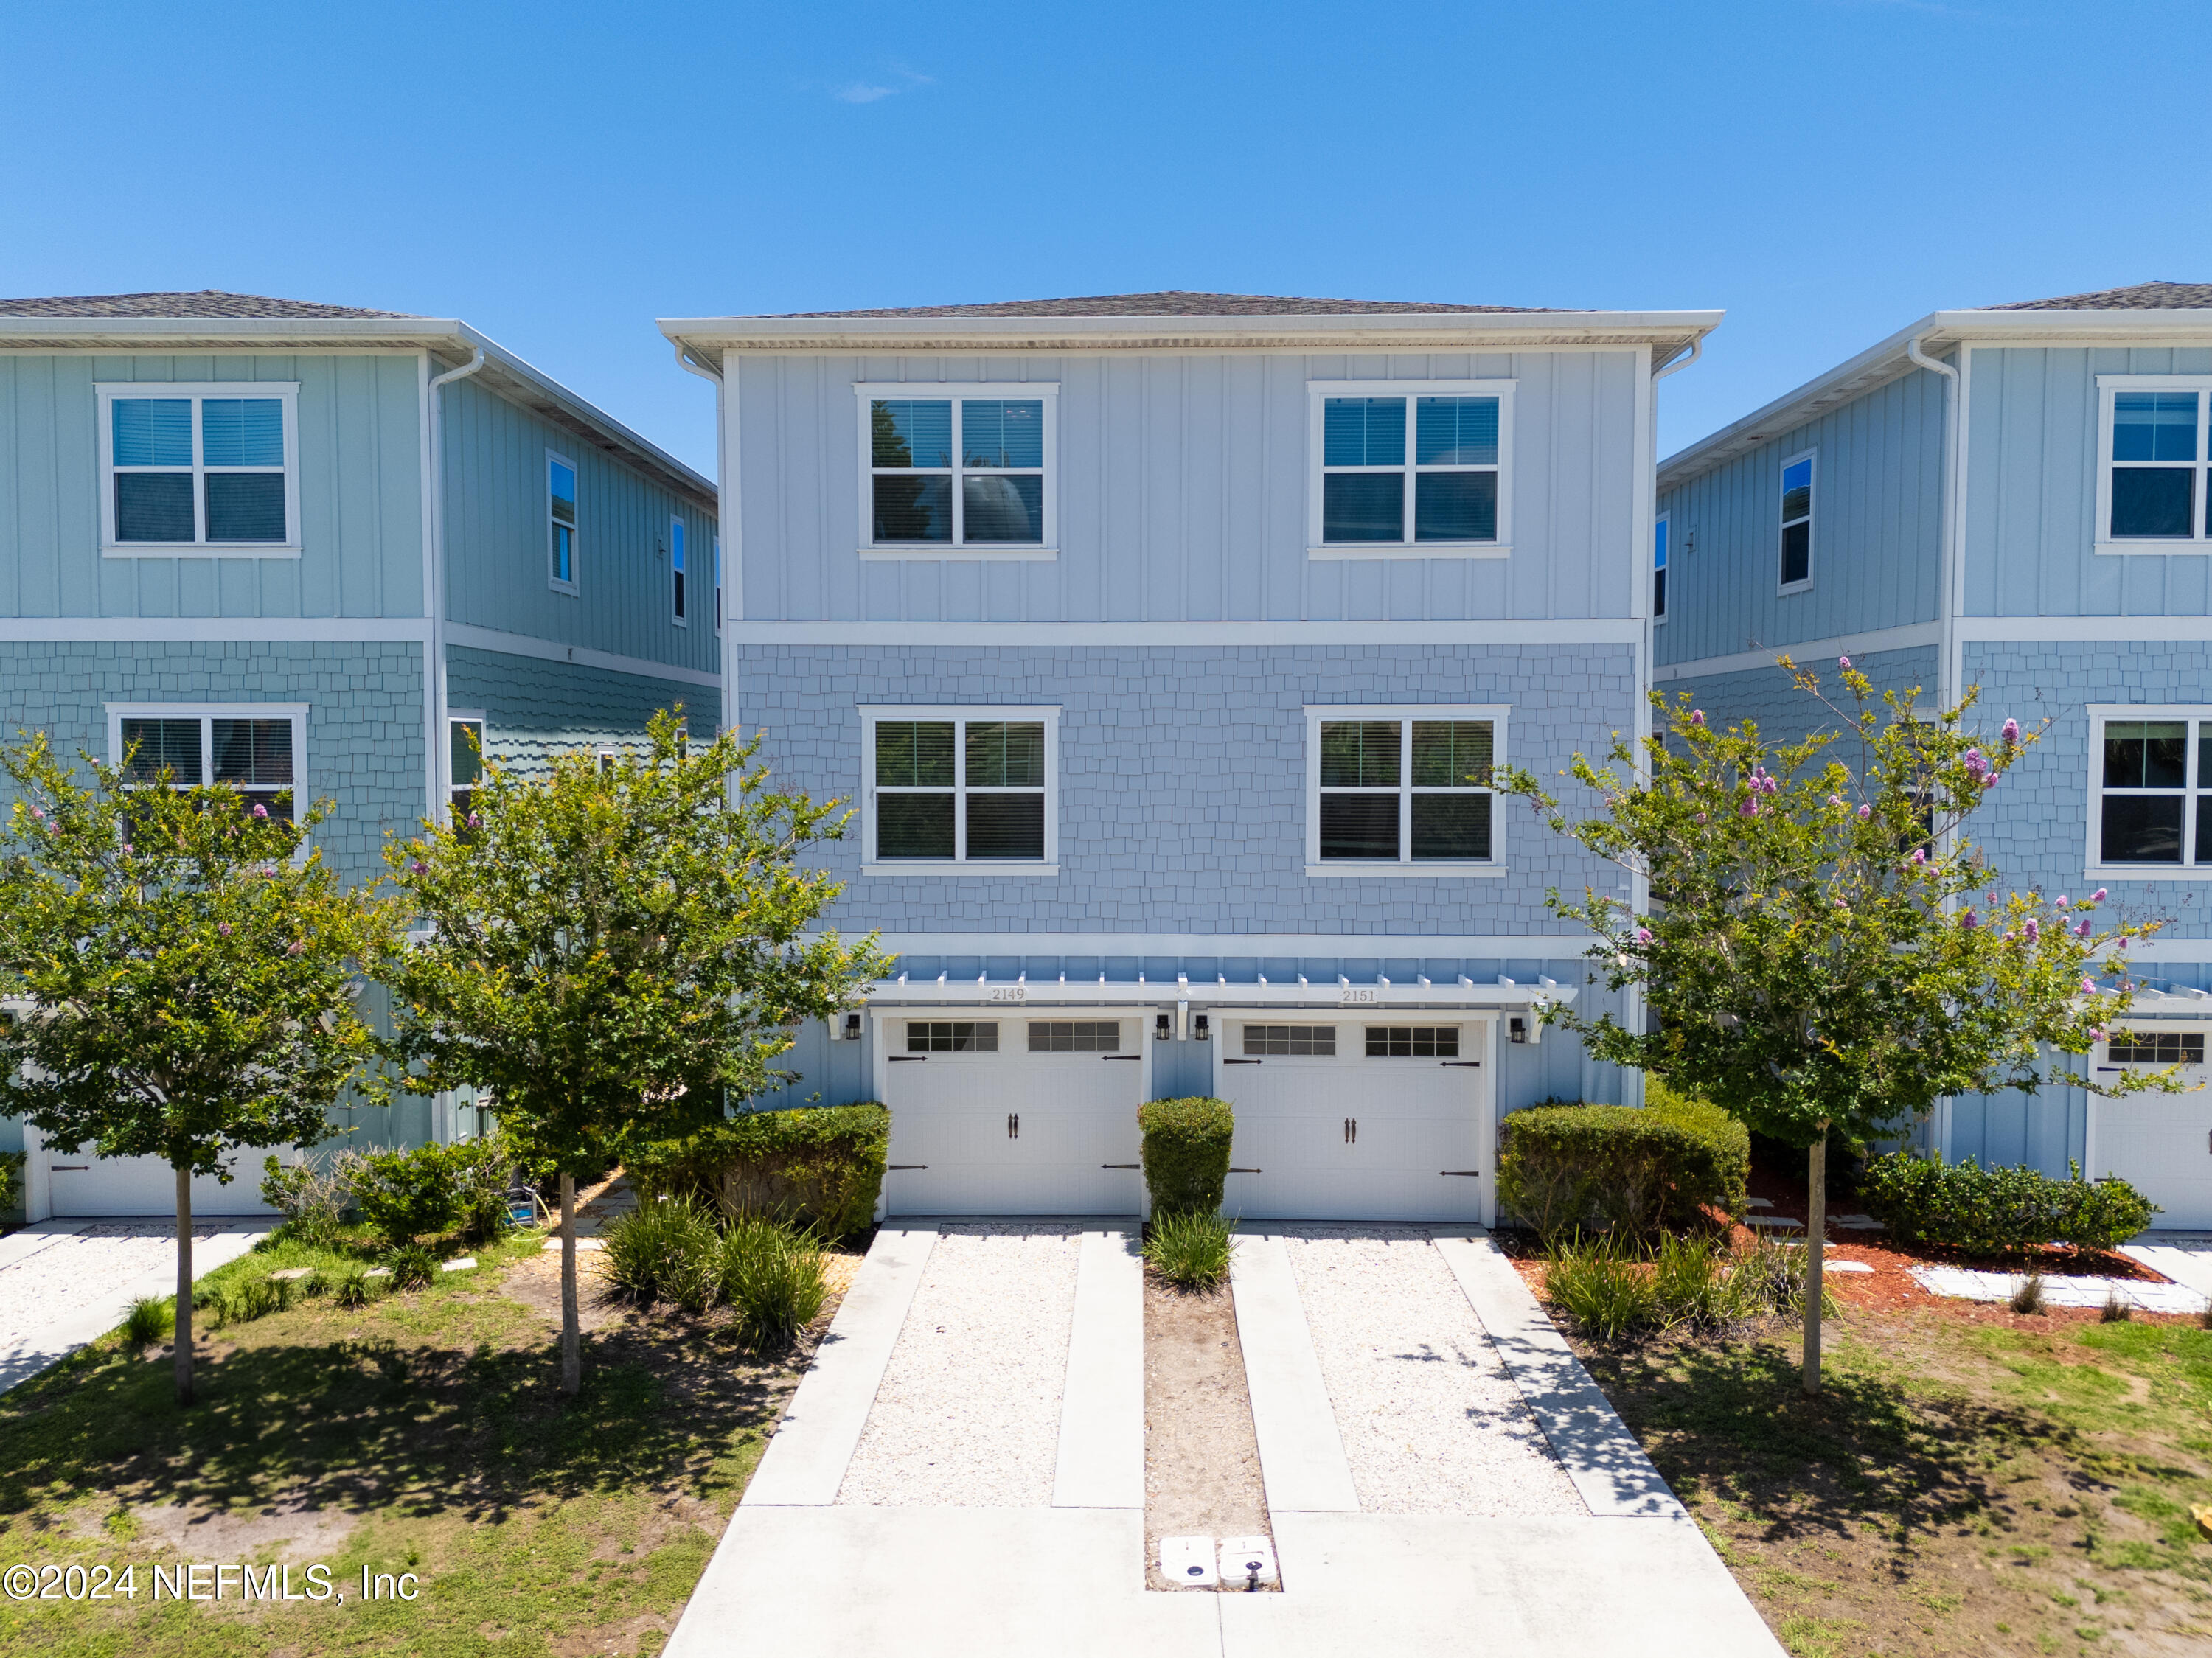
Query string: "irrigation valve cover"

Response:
xmin=1158 ymin=1536 xmax=1217 ymax=1588
xmin=1218 ymin=1536 xmax=1278 ymax=1588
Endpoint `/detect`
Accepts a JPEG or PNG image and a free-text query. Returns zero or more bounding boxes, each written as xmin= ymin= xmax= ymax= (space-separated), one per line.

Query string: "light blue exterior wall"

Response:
xmin=737 ymin=642 xmax=1637 ymax=936
xmin=1658 ymin=644 xmax=1940 ymax=745
xmin=448 ymin=644 xmax=715 ymax=771
xmin=0 ymin=352 xmax=426 ymax=620
xmin=1964 ymin=344 xmax=2212 ymax=618
xmin=442 ymin=375 xmax=717 ymax=675
xmin=1656 ymin=363 xmax=1947 ymax=666
xmin=735 ymin=349 xmax=1646 ymax=624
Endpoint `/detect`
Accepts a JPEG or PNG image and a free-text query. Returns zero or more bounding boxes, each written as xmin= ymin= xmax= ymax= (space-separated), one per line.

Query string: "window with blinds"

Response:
xmin=101 ymin=385 xmax=296 ymax=551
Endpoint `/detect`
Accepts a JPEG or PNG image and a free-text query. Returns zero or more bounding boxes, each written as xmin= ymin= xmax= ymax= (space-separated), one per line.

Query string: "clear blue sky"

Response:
xmin=4 ymin=0 xmax=2205 ymax=478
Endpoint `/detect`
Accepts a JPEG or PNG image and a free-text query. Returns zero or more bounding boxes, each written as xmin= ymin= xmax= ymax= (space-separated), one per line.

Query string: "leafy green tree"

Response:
xmin=1500 ymin=661 xmax=2168 ymax=1393
xmin=0 ymin=734 xmax=394 ymax=1404
xmin=377 ymin=711 xmax=887 ymax=1394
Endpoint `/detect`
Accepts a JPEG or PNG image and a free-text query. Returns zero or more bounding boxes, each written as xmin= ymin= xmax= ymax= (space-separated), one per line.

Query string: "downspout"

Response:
xmin=672 ymin=341 xmax=730 ymax=744
xmin=427 ymin=345 xmax=486 ymax=826
xmin=1906 ymin=331 xmax=1960 ymax=1161
xmin=1652 ymin=333 xmax=1703 ymax=384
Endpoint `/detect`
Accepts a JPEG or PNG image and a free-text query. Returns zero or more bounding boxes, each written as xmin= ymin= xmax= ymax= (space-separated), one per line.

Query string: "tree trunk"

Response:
xmin=1802 ymin=1129 xmax=1828 ymax=1397
xmin=558 ymin=1172 xmax=580 ymax=1396
xmin=173 ymin=1163 xmax=195 ymax=1407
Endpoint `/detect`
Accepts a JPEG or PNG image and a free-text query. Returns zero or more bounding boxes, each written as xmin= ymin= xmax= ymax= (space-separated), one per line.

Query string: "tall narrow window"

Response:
xmin=112 ymin=706 xmax=305 ymax=823
xmin=99 ymin=384 xmax=299 ymax=553
xmin=861 ymin=387 xmax=1055 ymax=551
xmin=671 ymin=518 xmax=687 ymax=624
xmin=1310 ymin=384 xmax=1510 ymax=552
xmin=548 ymin=453 xmax=578 ymax=591
xmin=1653 ymin=514 xmax=1669 ymax=621
xmin=1779 ymin=452 xmax=1814 ymax=589
xmin=450 ymin=717 xmax=484 ymax=824
xmin=862 ymin=707 xmax=1059 ymax=868
xmin=1307 ymin=708 xmax=1501 ymax=870
xmin=714 ymin=534 xmax=723 ymax=633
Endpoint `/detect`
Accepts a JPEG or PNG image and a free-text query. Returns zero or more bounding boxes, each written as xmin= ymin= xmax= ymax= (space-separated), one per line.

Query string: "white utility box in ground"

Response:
xmin=1158 ymin=1536 xmax=1217 ymax=1587
xmin=1217 ymin=1537 xmax=1277 ymax=1589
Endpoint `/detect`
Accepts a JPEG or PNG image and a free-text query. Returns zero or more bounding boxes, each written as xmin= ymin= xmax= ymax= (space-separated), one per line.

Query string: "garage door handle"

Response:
xmin=52 ymin=1165 xmax=88 ymax=1171
xmin=889 ymin=1055 xmax=926 ymax=1062
xmin=887 ymin=1164 xmax=928 ymax=1171
xmin=1103 ymin=1053 xmax=1140 ymax=1061
xmin=1225 ymin=1058 xmax=1262 ymax=1065
xmin=1441 ymin=1061 xmax=1481 ymax=1067
xmin=1441 ymin=1170 xmax=1484 ymax=1177
xmin=1102 ymin=1163 xmax=1140 ymax=1169
xmin=1008 ymin=1113 xmax=1019 ymax=1140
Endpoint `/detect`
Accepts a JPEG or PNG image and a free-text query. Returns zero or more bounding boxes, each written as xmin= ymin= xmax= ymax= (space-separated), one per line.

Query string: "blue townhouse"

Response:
xmin=664 ymin=291 xmax=1719 ymax=1225
xmin=1657 ymin=280 xmax=2212 ymax=1228
xmin=0 ymin=290 xmax=719 ymax=1219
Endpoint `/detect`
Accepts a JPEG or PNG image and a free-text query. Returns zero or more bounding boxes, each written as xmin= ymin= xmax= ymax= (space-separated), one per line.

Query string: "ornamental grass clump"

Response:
xmin=2010 ymin=1272 xmax=2048 ymax=1315
xmin=121 ymin=1296 xmax=172 ymax=1348
xmin=602 ymin=1197 xmax=718 ymax=1303
xmin=1542 ymin=1230 xmax=1834 ymax=1341
xmin=714 ymin=1214 xmax=828 ymax=1348
xmin=1144 ymin=1208 xmax=1234 ymax=1291
xmin=384 ymin=1244 xmax=439 ymax=1292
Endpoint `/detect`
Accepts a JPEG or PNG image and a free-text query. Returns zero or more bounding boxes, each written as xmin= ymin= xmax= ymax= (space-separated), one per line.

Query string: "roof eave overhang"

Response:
xmin=658 ymin=310 xmax=1725 ymax=366
xmin=1660 ymin=307 xmax=2212 ymax=492
xmin=0 ymin=316 xmax=716 ymax=509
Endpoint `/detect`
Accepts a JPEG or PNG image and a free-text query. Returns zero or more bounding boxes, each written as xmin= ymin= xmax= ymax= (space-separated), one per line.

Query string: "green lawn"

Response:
xmin=1571 ymin=1309 xmax=2212 ymax=1657
xmin=0 ymin=1225 xmax=813 ymax=1657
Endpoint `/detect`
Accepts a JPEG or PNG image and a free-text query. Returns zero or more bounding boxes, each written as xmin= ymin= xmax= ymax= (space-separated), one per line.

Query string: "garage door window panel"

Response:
xmin=907 ymin=1021 xmax=998 ymax=1053
xmin=1310 ymin=708 xmax=1501 ymax=872
xmin=865 ymin=708 xmax=1057 ymax=871
xmin=1028 ymin=1020 xmax=1119 ymax=1052
xmin=1366 ymin=1026 xmax=1459 ymax=1058
xmin=1242 ymin=1025 xmax=1336 ymax=1056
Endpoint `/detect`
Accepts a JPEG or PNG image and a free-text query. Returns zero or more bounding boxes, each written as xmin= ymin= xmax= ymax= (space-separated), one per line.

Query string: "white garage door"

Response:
xmin=880 ymin=1015 xmax=1147 ymax=1216
xmin=43 ymin=1144 xmax=287 ymax=1219
xmin=2095 ymin=1031 xmax=2212 ymax=1230
xmin=1213 ymin=1017 xmax=1490 ymax=1224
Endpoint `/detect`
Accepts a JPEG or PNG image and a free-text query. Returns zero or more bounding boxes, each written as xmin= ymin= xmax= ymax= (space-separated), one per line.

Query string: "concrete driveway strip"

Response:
xmin=740 ymin=1225 xmax=937 ymax=1508
xmin=1228 ymin=1227 xmax=1360 ymax=1514
xmin=2123 ymin=1240 xmax=2212 ymax=1300
xmin=1432 ymin=1233 xmax=1685 ymax=1519
xmin=1053 ymin=1225 xmax=1145 ymax=1510
xmin=0 ymin=1222 xmax=272 ymax=1396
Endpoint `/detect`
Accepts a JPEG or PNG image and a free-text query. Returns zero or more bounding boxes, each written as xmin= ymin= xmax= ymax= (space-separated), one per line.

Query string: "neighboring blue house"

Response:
xmin=0 ymin=290 xmax=719 ymax=1219
xmin=1657 ymin=280 xmax=2212 ymax=1228
xmin=664 ymin=291 xmax=1719 ymax=1224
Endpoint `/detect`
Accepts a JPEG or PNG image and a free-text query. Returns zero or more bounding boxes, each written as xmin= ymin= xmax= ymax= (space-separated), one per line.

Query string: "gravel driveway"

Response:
xmin=1281 ymin=1225 xmax=1582 ymax=1517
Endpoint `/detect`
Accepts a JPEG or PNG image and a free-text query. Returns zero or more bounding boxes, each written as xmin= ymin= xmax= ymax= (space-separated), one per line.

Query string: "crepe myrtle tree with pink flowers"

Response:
xmin=1499 ymin=656 xmax=2172 ymax=1395
xmin=0 ymin=732 xmax=396 ymax=1406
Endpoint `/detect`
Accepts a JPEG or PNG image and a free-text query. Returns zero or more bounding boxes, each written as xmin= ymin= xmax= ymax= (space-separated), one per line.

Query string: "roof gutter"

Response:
xmin=866 ymin=971 xmax=1576 ymax=1012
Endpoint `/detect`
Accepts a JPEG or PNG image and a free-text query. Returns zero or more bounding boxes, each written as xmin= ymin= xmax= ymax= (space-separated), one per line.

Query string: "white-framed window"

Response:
xmin=1653 ymin=512 xmax=1670 ymax=621
xmin=2085 ymin=705 xmax=2212 ymax=877
xmin=2094 ymin=375 xmax=2212 ymax=551
xmin=713 ymin=533 xmax=723 ymax=635
xmin=107 ymin=703 xmax=307 ymax=823
xmin=96 ymin=383 xmax=301 ymax=556
xmin=859 ymin=705 xmax=1060 ymax=874
xmin=548 ymin=450 xmax=579 ymax=593
xmin=1304 ymin=706 xmax=1506 ymax=876
xmin=670 ymin=517 xmax=688 ymax=625
xmin=449 ymin=714 xmax=485 ymax=825
xmin=1778 ymin=448 xmax=1814 ymax=591
xmin=856 ymin=384 xmax=1057 ymax=558
xmin=1306 ymin=380 xmax=1514 ymax=559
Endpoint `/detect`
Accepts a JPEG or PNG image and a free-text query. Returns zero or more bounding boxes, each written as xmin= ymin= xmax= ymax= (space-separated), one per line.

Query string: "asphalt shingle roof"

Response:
xmin=1987 ymin=281 xmax=2212 ymax=312
xmin=775 ymin=290 xmax=1562 ymax=318
xmin=0 ymin=289 xmax=414 ymax=319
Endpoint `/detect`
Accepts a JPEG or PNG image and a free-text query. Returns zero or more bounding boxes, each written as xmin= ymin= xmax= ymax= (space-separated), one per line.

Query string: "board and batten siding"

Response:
xmin=0 ymin=351 xmax=425 ymax=621
xmin=1964 ymin=345 xmax=2212 ymax=619
xmin=441 ymin=375 xmax=717 ymax=677
xmin=1657 ymin=362 xmax=1947 ymax=668
xmin=733 ymin=350 xmax=1643 ymax=624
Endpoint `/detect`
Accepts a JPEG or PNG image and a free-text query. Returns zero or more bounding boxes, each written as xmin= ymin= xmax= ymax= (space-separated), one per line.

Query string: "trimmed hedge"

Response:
xmin=1496 ymin=1082 xmax=1750 ymax=1241
xmin=628 ymin=1102 xmax=890 ymax=1240
xmin=1859 ymin=1152 xmax=2159 ymax=1255
xmin=1138 ymin=1096 xmax=1234 ymax=1216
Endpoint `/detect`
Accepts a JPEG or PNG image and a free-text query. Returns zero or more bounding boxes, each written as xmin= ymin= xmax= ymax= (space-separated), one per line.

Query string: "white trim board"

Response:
xmin=728 ymin=619 xmax=1645 ymax=647
xmin=1655 ymin=621 xmax=1941 ymax=682
xmin=443 ymin=623 xmax=720 ymax=689
xmin=0 ymin=617 xmax=431 ymax=643
xmin=1955 ymin=616 xmax=2212 ymax=641
xmin=863 ymin=933 xmax=1600 ymax=956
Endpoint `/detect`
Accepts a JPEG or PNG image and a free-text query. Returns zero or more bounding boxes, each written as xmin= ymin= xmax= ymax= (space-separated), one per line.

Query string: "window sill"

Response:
xmin=2084 ymin=864 xmax=2212 ymax=882
xmin=2094 ymin=540 xmax=2212 ymax=556
xmin=1307 ymin=544 xmax=1510 ymax=562
xmin=863 ymin=860 xmax=1060 ymax=877
xmin=1305 ymin=862 xmax=1507 ymax=878
xmin=858 ymin=547 xmax=1058 ymax=562
xmin=1778 ymin=579 xmax=1814 ymax=596
xmin=102 ymin=544 xmax=301 ymax=559
xmin=549 ymin=579 xmax=580 ymax=596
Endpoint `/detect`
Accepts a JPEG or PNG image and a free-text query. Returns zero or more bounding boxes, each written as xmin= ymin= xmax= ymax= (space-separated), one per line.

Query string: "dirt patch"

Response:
xmin=502 ymin=1246 xmax=631 ymax=1334
xmin=1143 ymin=1268 xmax=1275 ymax=1592
xmin=74 ymin=1499 xmax=356 ymax=1560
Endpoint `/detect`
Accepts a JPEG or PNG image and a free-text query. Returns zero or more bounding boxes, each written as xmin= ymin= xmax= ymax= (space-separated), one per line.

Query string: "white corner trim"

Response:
xmin=1654 ymin=621 xmax=1942 ymax=682
xmin=443 ymin=621 xmax=720 ymax=688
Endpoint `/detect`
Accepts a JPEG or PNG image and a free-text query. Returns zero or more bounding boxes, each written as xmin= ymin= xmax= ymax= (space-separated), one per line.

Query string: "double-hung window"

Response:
xmin=1778 ymin=450 xmax=1814 ymax=591
xmin=858 ymin=384 xmax=1057 ymax=555
xmin=97 ymin=383 xmax=299 ymax=554
xmin=2096 ymin=377 xmax=2212 ymax=548
xmin=449 ymin=716 xmax=485 ymax=824
xmin=670 ymin=518 xmax=687 ymax=624
xmin=109 ymin=703 xmax=305 ymax=822
xmin=1653 ymin=513 xmax=1670 ymax=621
xmin=1307 ymin=381 xmax=1513 ymax=557
xmin=1306 ymin=707 xmax=1504 ymax=874
xmin=861 ymin=706 xmax=1060 ymax=872
xmin=2088 ymin=706 xmax=2212 ymax=874
xmin=548 ymin=452 xmax=579 ymax=591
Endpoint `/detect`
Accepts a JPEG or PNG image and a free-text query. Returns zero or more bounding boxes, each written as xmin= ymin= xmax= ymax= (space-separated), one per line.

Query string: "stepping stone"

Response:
xmin=1832 ymin=1215 xmax=1885 ymax=1230
xmin=1746 ymin=1198 xmax=1773 ymax=1209
xmin=1218 ymin=1537 xmax=1277 ymax=1588
xmin=1823 ymin=1261 xmax=1874 ymax=1274
xmin=441 ymin=1257 xmax=477 ymax=1272
xmin=268 ymin=1268 xmax=314 ymax=1282
xmin=362 ymin=1268 xmax=391 ymax=1280
xmin=1745 ymin=1215 xmax=1804 ymax=1230
xmin=542 ymin=1237 xmax=605 ymax=1252
xmin=1158 ymin=1536 xmax=1217 ymax=1588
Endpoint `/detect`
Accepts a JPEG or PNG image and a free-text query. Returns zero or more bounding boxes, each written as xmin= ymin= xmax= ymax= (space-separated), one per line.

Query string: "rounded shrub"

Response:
xmin=629 ymin=1103 xmax=889 ymax=1240
xmin=1497 ymin=1085 xmax=1749 ymax=1242
xmin=1859 ymin=1152 xmax=2158 ymax=1254
xmin=1138 ymin=1096 xmax=1234 ymax=1216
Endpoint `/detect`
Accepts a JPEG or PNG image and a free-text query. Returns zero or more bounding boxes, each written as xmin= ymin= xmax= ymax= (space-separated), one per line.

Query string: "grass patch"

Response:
xmin=1568 ymin=1305 xmax=2212 ymax=1656
xmin=0 ymin=1219 xmax=833 ymax=1655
